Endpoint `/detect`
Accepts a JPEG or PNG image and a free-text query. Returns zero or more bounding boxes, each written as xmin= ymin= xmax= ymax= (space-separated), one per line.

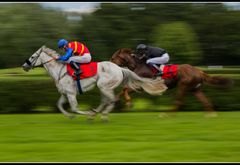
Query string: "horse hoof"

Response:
xmin=87 ymin=116 xmax=95 ymax=121
xmin=126 ymin=102 xmax=133 ymax=108
xmin=87 ymin=109 xmax=97 ymax=116
xmin=205 ymin=112 xmax=218 ymax=118
xmin=86 ymin=109 xmax=97 ymax=121
xmin=100 ymin=115 xmax=109 ymax=122
xmin=159 ymin=112 xmax=169 ymax=118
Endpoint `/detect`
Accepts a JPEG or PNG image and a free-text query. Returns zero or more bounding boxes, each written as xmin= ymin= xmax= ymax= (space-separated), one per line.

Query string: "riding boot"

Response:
xmin=149 ymin=63 xmax=162 ymax=76
xmin=70 ymin=61 xmax=83 ymax=77
xmin=156 ymin=69 xmax=163 ymax=76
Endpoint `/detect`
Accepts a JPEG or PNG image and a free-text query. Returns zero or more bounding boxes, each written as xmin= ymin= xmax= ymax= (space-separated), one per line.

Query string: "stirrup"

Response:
xmin=156 ymin=70 xmax=163 ymax=76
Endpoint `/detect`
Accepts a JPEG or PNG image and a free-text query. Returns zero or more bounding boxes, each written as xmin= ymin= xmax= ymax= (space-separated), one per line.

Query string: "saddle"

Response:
xmin=66 ymin=62 xmax=98 ymax=80
xmin=66 ymin=62 xmax=98 ymax=94
xmin=151 ymin=64 xmax=178 ymax=79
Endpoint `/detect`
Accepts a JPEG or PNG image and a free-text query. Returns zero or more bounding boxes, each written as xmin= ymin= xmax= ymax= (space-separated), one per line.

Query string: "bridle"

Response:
xmin=25 ymin=47 xmax=56 ymax=69
xmin=25 ymin=47 xmax=67 ymax=82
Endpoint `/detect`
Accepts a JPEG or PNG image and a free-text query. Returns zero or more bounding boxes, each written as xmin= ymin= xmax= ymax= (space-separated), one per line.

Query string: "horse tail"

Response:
xmin=202 ymin=72 xmax=233 ymax=88
xmin=120 ymin=68 xmax=168 ymax=95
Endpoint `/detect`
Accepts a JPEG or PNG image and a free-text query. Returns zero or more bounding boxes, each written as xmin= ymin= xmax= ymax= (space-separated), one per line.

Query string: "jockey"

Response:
xmin=136 ymin=44 xmax=170 ymax=76
xmin=56 ymin=39 xmax=92 ymax=76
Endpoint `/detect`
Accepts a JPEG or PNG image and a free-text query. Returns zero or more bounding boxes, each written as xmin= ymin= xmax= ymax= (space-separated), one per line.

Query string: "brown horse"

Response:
xmin=110 ymin=48 xmax=233 ymax=117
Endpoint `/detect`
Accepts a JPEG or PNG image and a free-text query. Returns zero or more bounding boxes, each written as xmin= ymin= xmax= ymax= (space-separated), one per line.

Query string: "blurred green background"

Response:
xmin=0 ymin=2 xmax=239 ymax=113
xmin=1 ymin=3 xmax=240 ymax=163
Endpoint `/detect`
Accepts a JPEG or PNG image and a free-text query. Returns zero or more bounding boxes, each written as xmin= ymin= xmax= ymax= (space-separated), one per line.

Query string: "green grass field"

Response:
xmin=0 ymin=67 xmax=239 ymax=162
xmin=1 ymin=112 xmax=240 ymax=162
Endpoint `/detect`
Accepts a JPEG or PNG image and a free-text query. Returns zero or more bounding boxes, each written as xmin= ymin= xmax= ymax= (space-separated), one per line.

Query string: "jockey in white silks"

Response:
xmin=135 ymin=44 xmax=170 ymax=76
xmin=56 ymin=39 xmax=92 ymax=76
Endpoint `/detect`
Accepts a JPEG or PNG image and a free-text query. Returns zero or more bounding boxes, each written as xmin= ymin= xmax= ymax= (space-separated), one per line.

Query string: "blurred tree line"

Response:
xmin=0 ymin=3 xmax=239 ymax=69
xmin=0 ymin=3 xmax=71 ymax=68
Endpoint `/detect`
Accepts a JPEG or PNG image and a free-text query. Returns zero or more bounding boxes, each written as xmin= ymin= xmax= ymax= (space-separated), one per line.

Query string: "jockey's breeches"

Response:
xmin=67 ymin=53 xmax=92 ymax=63
xmin=146 ymin=53 xmax=170 ymax=65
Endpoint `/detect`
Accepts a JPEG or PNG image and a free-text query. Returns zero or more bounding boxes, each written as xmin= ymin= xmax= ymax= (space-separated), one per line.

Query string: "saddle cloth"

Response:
xmin=66 ymin=62 xmax=98 ymax=80
xmin=151 ymin=64 xmax=178 ymax=79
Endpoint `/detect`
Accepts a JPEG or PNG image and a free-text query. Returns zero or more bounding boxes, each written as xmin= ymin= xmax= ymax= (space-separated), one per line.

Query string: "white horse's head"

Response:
xmin=22 ymin=45 xmax=58 ymax=72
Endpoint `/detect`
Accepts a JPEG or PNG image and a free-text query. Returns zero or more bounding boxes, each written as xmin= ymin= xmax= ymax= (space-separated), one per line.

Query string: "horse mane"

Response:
xmin=120 ymin=48 xmax=146 ymax=63
xmin=112 ymin=48 xmax=133 ymax=58
xmin=120 ymin=48 xmax=133 ymax=54
xmin=42 ymin=45 xmax=60 ymax=57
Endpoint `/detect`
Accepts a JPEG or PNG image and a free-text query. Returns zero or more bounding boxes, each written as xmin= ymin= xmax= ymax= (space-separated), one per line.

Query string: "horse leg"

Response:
xmin=66 ymin=93 xmax=87 ymax=115
xmin=87 ymin=92 xmax=108 ymax=121
xmin=193 ymin=90 xmax=217 ymax=118
xmin=114 ymin=88 xmax=125 ymax=111
xmin=99 ymin=89 xmax=116 ymax=122
xmin=57 ymin=94 xmax=75 ymax=119
xmin=115 ymin=86 xmax=133 ymax=111
xmin=116 ymin=86 xmax=129 ymax=101
xmin=116 ymin=86 xmax=133 ymax=107
xmin=173 ymin=84 xmax=188 ymax=111
xmin=116 ymin=88 xmax=125 ymax=102
xmin=124 ymin=87 xmax=134 ymax=108
xmin=160 ymin=84 xmax=187 ymax=117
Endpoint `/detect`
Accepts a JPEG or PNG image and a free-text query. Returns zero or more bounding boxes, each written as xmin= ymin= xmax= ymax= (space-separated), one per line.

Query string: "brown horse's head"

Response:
xmin=110 ymin=48 xmax=137 ymax=70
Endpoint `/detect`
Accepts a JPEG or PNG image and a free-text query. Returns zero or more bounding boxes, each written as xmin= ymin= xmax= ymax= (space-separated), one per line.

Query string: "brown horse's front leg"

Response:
xmin=116 ymin=89 xmax=125 ymax=102
xmin=116 ymin=86 xmax=130 ymax=101
xmin=115 ymin=86 xmax=133 ymax=109
xmin=171 ymin=84 xmax=187 ymax=114
xmin=124 ymin=87 xmax=134 ymax=108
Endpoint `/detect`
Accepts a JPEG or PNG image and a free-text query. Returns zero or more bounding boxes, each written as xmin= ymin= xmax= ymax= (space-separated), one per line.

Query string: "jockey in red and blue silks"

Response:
xmin=56 ymin=39 xmax=92 ymax=76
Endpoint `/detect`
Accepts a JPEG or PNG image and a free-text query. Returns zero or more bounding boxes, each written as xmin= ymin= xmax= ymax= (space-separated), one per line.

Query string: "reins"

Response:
xmin=42 ymin=49 xmax=67 ymax=82
xmin=40 ymin=49 xmax=67 ymax=82
xmin=26 ymin=46 xmax=67 ymax=82
xmin=26 ymin=47 xmax=57 ymax=69
xmin=41 ymin=57 xmax=57 ymax=65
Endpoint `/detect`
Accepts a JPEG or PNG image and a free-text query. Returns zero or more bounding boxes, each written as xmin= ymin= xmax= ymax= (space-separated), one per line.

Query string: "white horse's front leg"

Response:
xmin=66 ymin=93 xmax=87 ymax=115
xmin=57 ymin=94 xmax=75 ymax=119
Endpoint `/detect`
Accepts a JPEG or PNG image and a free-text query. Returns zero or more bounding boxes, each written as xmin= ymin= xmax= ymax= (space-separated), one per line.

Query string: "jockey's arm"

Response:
xmin=57 ymin=48 xmax=73 ymax=61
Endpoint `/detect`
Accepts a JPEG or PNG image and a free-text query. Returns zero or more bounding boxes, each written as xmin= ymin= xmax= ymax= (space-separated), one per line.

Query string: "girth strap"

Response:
xmin=76 ymin=78 xmax=83 ymax=95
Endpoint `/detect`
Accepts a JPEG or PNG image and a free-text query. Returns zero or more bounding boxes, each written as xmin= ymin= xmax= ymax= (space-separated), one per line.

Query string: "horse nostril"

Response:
xmin=22 ymin=63 xmax=30 ymax=72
